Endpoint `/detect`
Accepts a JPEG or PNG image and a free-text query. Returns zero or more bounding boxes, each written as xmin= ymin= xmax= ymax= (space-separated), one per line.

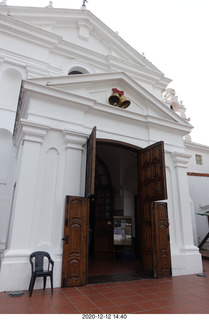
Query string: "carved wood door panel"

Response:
xmin=61 ymin=196 xmax=89 ymax=287
xmin=153 ymin=201 xmax=172 ymax=278
xmin=140 ymin=201 xmax=154 ymax=276
xmin=140 ymin=141 xmax=167 ymax=202
xmin=139 ymin=141 xmax=170 ymax=277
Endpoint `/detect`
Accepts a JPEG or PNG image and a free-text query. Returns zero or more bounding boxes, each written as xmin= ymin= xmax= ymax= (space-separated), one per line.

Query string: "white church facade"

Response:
xmin=0 ymin=4 xmax=203 ymax=291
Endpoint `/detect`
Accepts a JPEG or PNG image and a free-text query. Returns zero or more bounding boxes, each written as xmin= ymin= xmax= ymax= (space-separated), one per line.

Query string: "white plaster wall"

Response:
xmin=185 ymin=141 xmax=209 ymax=248
xmin=186 ymin=143 xmax=209 ymax=173
xmin=188 ymin=176 xmax=209 ymax=246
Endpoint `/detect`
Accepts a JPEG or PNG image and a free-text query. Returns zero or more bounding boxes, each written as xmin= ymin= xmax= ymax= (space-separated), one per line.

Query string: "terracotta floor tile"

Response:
xmin=142 ymin=293 xmax=163 ymax=301
xmin=137 ymin=301 xmax=162 ymax=310
xmin=94 ymin=298 xmax=115 ymax=308
xmin=129 ymin=295 xmax=150 ymax=304
xmin=78 ymin=288 xmax=98 ymax=295
xmin=55 ymin=304 xmax=79 ymax=314
xmin=154 ymin=298 xmax=173 ymax=307
xmin=118 ymin=290 xmax=138 ymax=298
xmin=76 ymin=302 xmax=100 ymax=312
xmin=7 ymin=306 xmax=32 ymax=314
xmin=28 ymin=297 xmax=51 ymax=307
xmin=50 ymin=296 xmax=71 ymax=306
xmin=147 ymin=307 xmax=168 ymax=314
xmin=80 ymin=308 xmax=103 ymax=314
xmin=120 ymin=303 xmax=144 ymax=313
xmin=63 ymin=288 xmax=83 ymax=297
xmin=0 ymin=305 xmax=8 ymax=313
xmin=134 ymin=288 xmax=152 ymax=295
xmin=85 ymin=293 xmax=106 ymax=301
xmin=69 ymin=295 xmax=90 ymax=304
xmin=31 ymin=305 xmax=57 ymax=314
xmin=164 ymin=305 xmax=191 ymax=314
xmin=103 ymin=292 xmax=121 ymax=299
xmin=111 ymin=297 xmax=131 ymax=306
xmin=100 ymin=306 xmax=125 ymax=313
xmin=94 ymin=287 xmax=114 ymax=293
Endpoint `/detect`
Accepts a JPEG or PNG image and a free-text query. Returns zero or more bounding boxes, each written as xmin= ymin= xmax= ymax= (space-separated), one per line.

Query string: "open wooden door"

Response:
xmin=62 ymin=196 xmax=89 ymax=287
xmin=139 ymin=141 xmax=170 ymax=277
xmin=62 ymin=127 xmax=96 ymax=287
xmin=153 ymin=201 xmax=171 ymax=277
xmin=85 ymin=126 xmax=96 ymax=198
xmin=140 ymin=141 xmax=167 ymax=202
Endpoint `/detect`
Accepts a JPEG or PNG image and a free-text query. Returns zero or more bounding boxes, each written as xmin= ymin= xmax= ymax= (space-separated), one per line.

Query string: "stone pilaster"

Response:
xmin=63 ymin=129 xmax=89 ymax=196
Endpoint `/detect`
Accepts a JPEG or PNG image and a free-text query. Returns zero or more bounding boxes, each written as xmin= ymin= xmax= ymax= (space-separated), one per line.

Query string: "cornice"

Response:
xmin=184 ymin=140 xmax=209 ymax=152
xmin=0 ymin=13 xmax=61 ymax=49
xmin=107 ymin=55 xmax=171 ymax=87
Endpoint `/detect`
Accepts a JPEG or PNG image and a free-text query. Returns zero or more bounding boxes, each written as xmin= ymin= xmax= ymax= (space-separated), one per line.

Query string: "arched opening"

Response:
xmin=68 ymin=71 xmax=83 ymax=75
xmin=68 ymin=66 xmax=89 ymax=75
xmin=88 ymin=142 xmax=142 ymax=283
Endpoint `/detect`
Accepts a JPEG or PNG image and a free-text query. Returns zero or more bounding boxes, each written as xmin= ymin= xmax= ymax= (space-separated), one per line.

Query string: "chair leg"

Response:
xmin=50 ymin=274 xmax=53 ymax=295
xmin=29 ymin=275 xmax=36 ymax=297
xmin=28 ymin=276 xmax=32 ymax=292
xmin=43 ymin=276 xmax=47 ymax=290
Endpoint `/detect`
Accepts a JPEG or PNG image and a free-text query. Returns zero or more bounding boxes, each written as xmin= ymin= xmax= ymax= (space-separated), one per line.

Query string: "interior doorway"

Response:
xmin=61 ymin=128 xmax=171 ymax=287
xmin=88 ymin=142 xmax=143 ymax=283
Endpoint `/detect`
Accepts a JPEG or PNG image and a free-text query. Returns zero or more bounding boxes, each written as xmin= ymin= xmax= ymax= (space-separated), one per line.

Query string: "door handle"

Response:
xmin=62 ymin=235 xmax=69 ymax=244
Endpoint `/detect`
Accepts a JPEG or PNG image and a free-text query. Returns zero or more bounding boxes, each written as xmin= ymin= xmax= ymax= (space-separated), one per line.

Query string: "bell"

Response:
xmin=108 ymin=92 xmax=120 ymax=106
xmin=119 ymin=95 xmax=131 ymax=109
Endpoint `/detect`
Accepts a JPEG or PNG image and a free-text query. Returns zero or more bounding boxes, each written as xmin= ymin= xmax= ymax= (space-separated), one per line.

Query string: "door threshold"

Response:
xmin=88 ymin=272 xmax=150 ymax=284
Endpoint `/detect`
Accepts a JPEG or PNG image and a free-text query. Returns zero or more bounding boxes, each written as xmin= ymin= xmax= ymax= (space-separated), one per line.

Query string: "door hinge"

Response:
xmin=62 ymin=235 xmax=69 ymax=244
xmin=65 ymin=217 xmax=68 ymax=227
xmin=167 ymin=234 xmax=170 ymax=241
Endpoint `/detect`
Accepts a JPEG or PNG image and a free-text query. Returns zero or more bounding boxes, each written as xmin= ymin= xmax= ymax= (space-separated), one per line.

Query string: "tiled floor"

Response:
xmin=1 ymin=258 xmax=209 ymax=314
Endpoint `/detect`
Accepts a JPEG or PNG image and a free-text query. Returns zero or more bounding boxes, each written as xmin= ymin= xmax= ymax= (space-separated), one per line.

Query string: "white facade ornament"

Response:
xmin=46 ymin=1 xmax=53 ymax=8
xmin=0 ymin=0 xmax=7 ymax=5
xmin=81 ymin=0 xmax=88 ymax=9
xmin=163 ymin=88 xmax=180 ymax=112
xmin=163 ymin=88 xmax=191 ymax=122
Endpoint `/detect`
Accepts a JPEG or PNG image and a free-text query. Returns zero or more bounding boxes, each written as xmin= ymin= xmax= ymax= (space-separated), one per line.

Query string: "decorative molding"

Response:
xmin=171 ymin=152 xmax=192 ymax=168
xmin=13 ymin=119 xmax=50 ymax=148
xmin=21 ymin=120 xmax=50 ymax=144
xmin=63 ymin=129 xmax=89 ymax=150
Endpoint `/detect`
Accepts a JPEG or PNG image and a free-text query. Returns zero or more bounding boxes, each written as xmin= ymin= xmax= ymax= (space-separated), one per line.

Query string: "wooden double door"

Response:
xmin=61 ymin=127 xmax=171 ymax=287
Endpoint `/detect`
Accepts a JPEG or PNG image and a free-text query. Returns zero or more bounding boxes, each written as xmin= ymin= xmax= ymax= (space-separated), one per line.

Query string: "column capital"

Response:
xmin=14 ymin=119 xmax=50 ymax=146
xmin=63 ymin=129 xmax=88 ymax=150
xmin=171 ymin=151 xmax=191 ymax=168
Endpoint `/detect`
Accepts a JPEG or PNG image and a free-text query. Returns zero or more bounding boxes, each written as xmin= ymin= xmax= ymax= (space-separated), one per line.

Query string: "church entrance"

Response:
xmin=88 ymin=143 xmax=142 ymax=283
xmin=61 ymin=127 xmax=171 ymax=287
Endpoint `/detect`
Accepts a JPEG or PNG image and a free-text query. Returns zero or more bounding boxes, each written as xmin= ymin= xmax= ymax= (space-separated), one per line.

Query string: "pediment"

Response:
xmin=1 ymin=6 xmax=163 ymax=76
xmin=28 ymin=72 xmax=191 ymax=128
